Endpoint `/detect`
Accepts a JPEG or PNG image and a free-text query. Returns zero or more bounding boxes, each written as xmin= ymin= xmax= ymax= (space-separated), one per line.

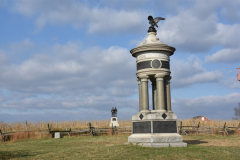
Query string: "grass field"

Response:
xmin=0 ymin=135 xmax=240 ymax=160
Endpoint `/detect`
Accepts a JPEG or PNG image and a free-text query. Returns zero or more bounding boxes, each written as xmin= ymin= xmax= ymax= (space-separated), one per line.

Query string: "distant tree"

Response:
xmin=233 ymin=103 xmax=240 ymax=120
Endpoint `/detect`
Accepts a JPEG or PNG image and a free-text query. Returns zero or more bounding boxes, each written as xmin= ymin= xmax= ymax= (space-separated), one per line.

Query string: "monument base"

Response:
xmin=128 ymin=111 xmax=187 ymax=147
xmin=128 ymin=133 xmax=187 ymax=147
xmin=109 ymin=117 xmax=119 ymax=127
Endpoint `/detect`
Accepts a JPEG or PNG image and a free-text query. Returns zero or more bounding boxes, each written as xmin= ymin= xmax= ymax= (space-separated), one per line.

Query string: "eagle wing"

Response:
xmin=154 ymin=17 xmax=165 ymax=24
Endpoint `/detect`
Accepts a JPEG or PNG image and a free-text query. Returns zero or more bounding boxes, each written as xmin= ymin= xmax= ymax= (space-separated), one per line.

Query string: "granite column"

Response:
xmin=137 ymin=78 xmax=142 ymax=111
xmin=166 ymin=76 xmax=172 ymax=113
xmin=155 ymin=74 xmax=166 ymax=112
xmin=140 ymin=75 xmax=149 ymax=111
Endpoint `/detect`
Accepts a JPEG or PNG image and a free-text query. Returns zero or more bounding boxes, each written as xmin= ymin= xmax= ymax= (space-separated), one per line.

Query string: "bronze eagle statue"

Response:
xmin=148 ymin=16 xmax=165 ymax=28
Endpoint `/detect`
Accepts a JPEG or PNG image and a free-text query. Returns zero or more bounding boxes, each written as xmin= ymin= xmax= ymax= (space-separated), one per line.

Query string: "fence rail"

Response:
xmin=178 ymin=121 xmax=240 ymax=136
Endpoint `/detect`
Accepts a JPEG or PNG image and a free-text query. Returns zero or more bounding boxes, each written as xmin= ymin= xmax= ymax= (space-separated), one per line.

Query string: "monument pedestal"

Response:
xmin=128 ymin=111 xmax=187 ymax=147
xmin=109 ymin=117 xmax=119 ymax=127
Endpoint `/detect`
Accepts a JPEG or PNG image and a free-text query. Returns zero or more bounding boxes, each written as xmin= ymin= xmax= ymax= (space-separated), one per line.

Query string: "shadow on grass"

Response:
xmin=183 ymin=140 xmax=208 ymax=145
xmin=0 ymin=150 xmax=37 ymax=159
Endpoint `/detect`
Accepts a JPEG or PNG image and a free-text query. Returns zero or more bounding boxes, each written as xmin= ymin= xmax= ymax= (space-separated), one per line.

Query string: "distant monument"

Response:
xmin=128 ymin=16 xmax=187 ymax=147
xmin=109 ymin=107 xmax=119 ymax=127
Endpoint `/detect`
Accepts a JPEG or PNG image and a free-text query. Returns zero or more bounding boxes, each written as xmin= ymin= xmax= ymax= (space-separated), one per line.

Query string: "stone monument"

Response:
xmin=128 ymin=16 xmax=187 ymax=147
xmin=109 ymin=107 xmax=119 ymax=127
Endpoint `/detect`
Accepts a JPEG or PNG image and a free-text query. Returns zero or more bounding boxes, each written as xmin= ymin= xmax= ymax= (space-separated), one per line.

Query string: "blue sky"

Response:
xmin=0 ymin=0 xmax=240 ymax=122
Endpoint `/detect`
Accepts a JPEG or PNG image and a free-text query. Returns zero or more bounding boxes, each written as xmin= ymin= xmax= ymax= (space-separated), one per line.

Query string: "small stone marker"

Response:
xmin=55 ymin=132 xmax=60 ymax=138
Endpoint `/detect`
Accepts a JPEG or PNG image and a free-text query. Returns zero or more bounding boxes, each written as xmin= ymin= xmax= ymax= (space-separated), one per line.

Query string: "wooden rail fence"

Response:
xmin=0 ymin=122 xmax=132 ymax=142
xmin=1 ymin=121 xmax=240 ymax=142
xmin=178 ymin=121 xmax=240 ymax=136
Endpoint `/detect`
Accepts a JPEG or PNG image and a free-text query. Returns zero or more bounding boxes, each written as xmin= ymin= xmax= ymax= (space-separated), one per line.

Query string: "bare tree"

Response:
xmin=233 ymin=103 xmax=240 ymax=120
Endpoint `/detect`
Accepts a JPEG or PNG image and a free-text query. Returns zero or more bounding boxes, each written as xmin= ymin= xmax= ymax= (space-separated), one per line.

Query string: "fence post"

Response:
xmin=179 ymin=121 xmax=182 ymax=134
xmin=89 ymin=123 xmax=93 ymax=136
xmin=225 ymin=122 xmax=229 ymax=136
xmin=65 ymin=127 xmax=70 ymax=137
xmin=47 ymin=123 xmax=52 ymax=136
xmin=196 ymin=121 xmax=200 ymax=134
xmin=25 ymin=120 xmax=28 ymax=131
xmin=2 ymin=126 xmax=5 ymax=142
xmin=0 ymin=129 xmax=3 ymax=142
xmin=112 ymin=123 xmax=113 ymax=135
xmin=222 ymin=122 xmax=229 ymax=136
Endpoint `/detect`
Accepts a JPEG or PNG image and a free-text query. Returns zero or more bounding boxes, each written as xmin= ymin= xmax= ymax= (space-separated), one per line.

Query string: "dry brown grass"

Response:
xmin=0 ymin=119 xmax=132 ymax=132
xmin=1 ymin=135 xmax=240 ymax=160
xmin=179 ymin=119 xmax=240 ymax=128
xmin=10 ymin=131 xmax=35 ymax=141
xmin=179 ymin=119 xmax=240 ymax=136
xmin=183 ymin=135 xmax=240 ymax=147
xmin=203 ymin=138 xmax=240 ymax=146
xmin=0 ymin=119 xmax=239 ymax=133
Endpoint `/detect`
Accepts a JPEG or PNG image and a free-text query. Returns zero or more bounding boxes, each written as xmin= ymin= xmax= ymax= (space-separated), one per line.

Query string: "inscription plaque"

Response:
xmin=151 ymin=59 xmax=161 ymax=69
xmin=133 ymin=121 xmax=151 ymax=134
xmin=112 ymin=118 xmax=116 ymax=121
xmin=153 ymin=121 xmax=177 ymax=133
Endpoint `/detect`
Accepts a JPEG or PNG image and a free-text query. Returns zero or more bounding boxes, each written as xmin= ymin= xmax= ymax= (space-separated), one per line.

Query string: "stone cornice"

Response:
xmin=155 ymin=73 xmax=168 ymax=78
xmin=130 ymin=43 xmax=175 ymax=57
xmin=138 ymin=74 xmax=149 ymax=79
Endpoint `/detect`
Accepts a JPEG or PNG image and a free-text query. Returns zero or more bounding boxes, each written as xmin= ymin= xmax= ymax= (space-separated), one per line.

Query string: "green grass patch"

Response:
xmin=0 ymin=135 xmax=240 ymax=159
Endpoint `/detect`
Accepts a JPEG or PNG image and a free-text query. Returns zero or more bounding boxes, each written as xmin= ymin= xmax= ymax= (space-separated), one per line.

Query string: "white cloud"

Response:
xmin=0 ymin=41 xmax=227 ymax=115
xmin=6 ymin=0 xmax=240 ymax=41
xmin=156 ymin=1 xmax=240 ymax=53
xmin=171 ymin=56 xmax=222 ymax=88
xmin=9 ymin=39 xmax=35 ymax=52
xmin=99 ymin=0 xmax=150 ymax=11
xmin=173 ymin=92 xmax=240 ymax=119
xmin=0 ymin=41 xmax=139 ymax=119
xmin=158 ymin=11 xmax=217 ymax=52
xmin=0 ymin=106 xmax=137 ymax=122
xmin=10 ymin=0 xmax=148 ymax=34
xmin=220 ymin=0 xmax=240 ymax=23
xmin=205 ymin=48 xmax=240 ymax=63
xmin=220 ymin=77 xmax=240 ymax=89
xmin=0 ymin=41 xmax=136 ymax=96
xmin=1 ymin=39 xmax=228 ymax=121
xmin=2 ymin=0 xmax=240 ymax=122
xmin=188 ymin=0 xmax=240 ymax=23
xmin=1 ymin=91 xmax=138 ymax=121
xmin=210 ymin=23 xmax=240 ymax=48
xmin=88 ymin=9 xmax=147 ymax=34
xmin=0 ymin=50 xmax=10 ymax=65
xmin=2 ymin=43 xmax=223 ymax=95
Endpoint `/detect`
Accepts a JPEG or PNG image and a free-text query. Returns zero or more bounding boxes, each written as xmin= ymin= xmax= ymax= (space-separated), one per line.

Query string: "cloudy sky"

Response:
xmin=0 ymin=0 xmax=240 ymax=122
